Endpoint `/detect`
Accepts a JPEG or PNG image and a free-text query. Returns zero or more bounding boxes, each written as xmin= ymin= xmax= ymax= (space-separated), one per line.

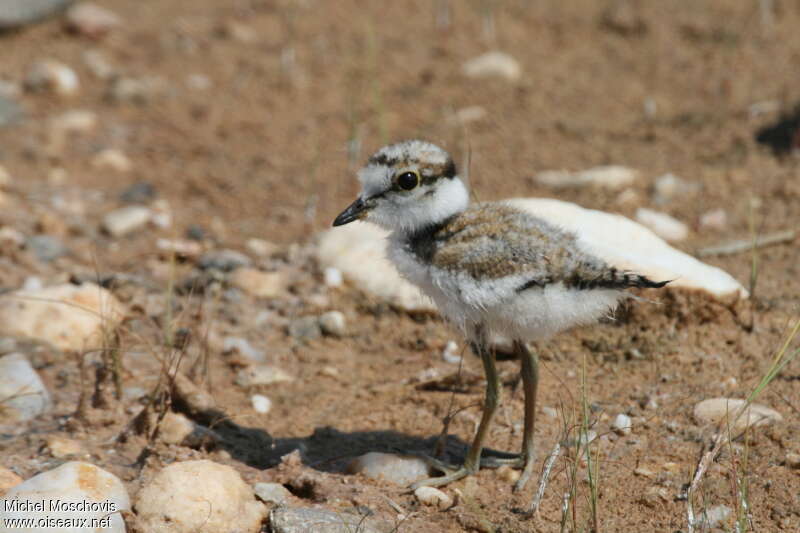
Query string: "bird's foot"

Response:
xmin=409 ymin=451 xmax=527 ymax=490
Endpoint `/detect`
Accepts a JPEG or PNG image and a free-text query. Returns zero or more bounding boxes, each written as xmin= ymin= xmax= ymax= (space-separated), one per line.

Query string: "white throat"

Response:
xmin=387 ymin=177 xmax=470 ymax=236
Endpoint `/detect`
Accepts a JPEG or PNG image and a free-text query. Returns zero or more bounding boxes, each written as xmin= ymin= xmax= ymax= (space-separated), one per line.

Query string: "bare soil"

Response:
xmin=1 ymin=1 xmax=799 ymax=532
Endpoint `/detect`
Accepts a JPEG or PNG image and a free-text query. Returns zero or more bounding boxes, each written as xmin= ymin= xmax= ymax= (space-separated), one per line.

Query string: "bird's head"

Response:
xmin=333 ymin=140 xmax=469 ymax=234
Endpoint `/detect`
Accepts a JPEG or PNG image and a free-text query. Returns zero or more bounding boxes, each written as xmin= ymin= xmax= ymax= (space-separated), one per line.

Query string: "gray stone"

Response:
xmin=222 ymin=336 xmax=266 ymax=363
xmin=288 ymin=316 xmax=321 ymax=341
xmin=26 ymin=234 xmax=68 ymax=261
xmin=0 ymin=0 xmax=73 ymax=29
xmin=253 ymin=482 xmax=290 ymax=505
xmin=102 ymin=205 xmax=151 ymax=237
xmin=119 ymin=181 xmax=156 ymax=204
xmin=319 ymin=311 xmax=345 ymax=337
xmin=199 ymin=249 xmax=251 ymax=271
xmin=0 ymin=353 xmax=50 ymax=423
xmin=270 ymin=507 xmax=390 ymax=533
xmin=0 ymin=95 xmax=24 ymax=127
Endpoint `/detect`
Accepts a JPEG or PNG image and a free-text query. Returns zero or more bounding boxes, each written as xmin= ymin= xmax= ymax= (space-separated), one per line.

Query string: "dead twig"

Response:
xmin=696 ymin=230 xmax=796 ymax=257
xmin=525 ymin=438 xmax=563 ymax=517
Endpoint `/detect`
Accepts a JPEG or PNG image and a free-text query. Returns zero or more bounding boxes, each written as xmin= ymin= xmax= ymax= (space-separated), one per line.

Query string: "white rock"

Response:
xmin=82 ymin=49 xmax=115 ymax=79
xmin=150 ymin=199 xmax=172 ymax=229
xmin=319 ymin=311 xmax=346 ymax=337
xmin=316 ymin=222 xmax=435 ymax=312
xmin=652 ymin=173 xmax=700 ymax=204
xmin=159 ymin=411 xmax=217 ymax=448
xmin=223 ymin=336 xmax=266 ymax=363
xmin=442 ymin=340 xmax=461 ymax=364
xmin=462 ymin=51 xmax=521 ymax=81
xmin=347 ymin=452 xmax=431 ymax=486
xmin=542 ymin=406 xmax=558 ymax=418
xmin=536 ymin=165 xmax=637 ymax=190
xmin=253 ymin=482 xmax=290 ymax=505
xmin=251 ymin=394 xmax=272 ymax=414
xmin=699 ymin=208 xmax=727 ymax=231
xmin=635 ymin=208 xmax=689 ymax=242
xmin=156 ymin=238 xmax=202 ymax=258
xmin=186 ymin=74 xmax=211 ymax=91
xmin=235 ymin=365 xmax=293 ymax=387
xmin=323 ymin=266 xmax=343 ymax=288
xmin=694 ymin=398 xmax=782 ymax=437
xmin=0 ymin=461 xmax=130 ymax=533
xmin=102 ymin=205 xmax=152 ymax=237
xmin=0 ymin=353 xmax=50 ymax=423
xmin=50 ymin=109 xmax=97 ymax=134
xmin=0 ymin=283 xmax=126 ymax=352
xmin=229 ymin=268 xmax=287 ymax=298
xmin=245 ymin=238 xmax=278 ymax=257
xmin=92 ymin=148 xmax=131 ymax=172
xmin=271 ymin=507 xmax=388 ymax=533
xmin=611 ymin=413 xmax=632 ymax=435
xmin=135 ymin=460 xmax=266 ymax=533
xmin=66 ymin=2 xmax=121 ymax=37
xmin=414 ymin=486 xmax=453 ymax=509
xmin=25 ymin=59 xmax=79 ymax=96
xmin=697 ymin=504 xmax=732 ymax=529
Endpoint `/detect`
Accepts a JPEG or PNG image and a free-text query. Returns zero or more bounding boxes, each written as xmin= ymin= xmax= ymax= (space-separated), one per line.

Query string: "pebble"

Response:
xmin=652 ymin=173 xmax=700 ymax=204
xmin=0 ymin=353 xmax=50 ymax=423
xmin=786 ymin=453 xmax=800 ymax=469
xmin=462 ymin=51 xmax=521 ymax=81
xmin=441 ymin=340 xmax=461 ymax=363
xmin=0 ymin=94 xmax=24 ymax=127
xmin=245 ymin=238 xmax=278 ymax=257
xmin=288 ymin=316 xmax=322 ymax=341
xmin=535 ymin=165 xmax=638 ymax=190
xmin=0 ymin=462 xmax=130 ymax=532
xmin=102 ymin=205 xmax=152 ymax=237
xmin=44 ymin=435 xmax=84 ymax=458
xmin=0 ymin=0 xmax=73 ymax=29
xmin=697 ymin=504 xmax=732 ymax=529
xmin=229 ymin=268 xmax=287 ymax=298
xmin=25 ymin=59 xmax=79 ymax=96
xmin=347 ymin=452 xmax=431 ymax=486
xmin=135 ymin=460 xmax=266 ymax=533
xmin=199 ymin=249 xmax=251 ymax=271
xmin=156 ymin=238 xmax=203 ymax=259
xmin=107 ymin=75 xmax=166 ymax=104
xmin=82 ymin=49 xmax=116 ymax=79
xmin=694 ymin=398 xmax=783 ymax=437
xmin=159 ymin=411 xmax=218 ymax=448
xmin=323 ymin=266 xmax=343 ymax=288
xmin=235 ymin=365 xmax=294 ymax=387
xmin=223 ymin=336 xmax=266 ymax=363
xmin=92 ymin=148 xmax=131 ymax=172
xmin=635 ymin=207 xmax=689 ymax=242
xmin=253 ymin=482 xmax=290 ymax=505
xmin=542 ymin=406 xmax=558 ymax=419
xmin=0 ymin=467 xmax=22 ymax=497
xmin=611 ymin=413 xmax=632 ymax=435
xmin=50 ymin=109 xmax=97 ymax=134
xmin=0 ymin=283 xmax=126 ymax=352
xmin=319 ymin=311 xmax=346 ymax=337
xmin=414 ymin=486 xmax=453 ymax=509
xmin=150 ymin=198 xmax=172 ymax=228
xmin=218 ymin=20 xmax=258 ymax=43
xmin=65 ymin=2 xmax=121 ymax=38
xmin=270 ymin=507 xmax=389 ymax=533
xmin=187 ymin=73 xmax=212 ymax=91
xmin=251 ymin=394 xmax=272 ymax=414
xmin=26 ymin=234 xmax=68 ymax=261
xmin=699 ymin=208 xmax=728 ymax=231
xmin=120 ymin=181 xmax=156 ymax=204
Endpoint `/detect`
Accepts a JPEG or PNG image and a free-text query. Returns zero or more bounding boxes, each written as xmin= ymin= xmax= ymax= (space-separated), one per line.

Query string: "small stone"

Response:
xmin=199 ymin=249 xmax=251 ymax=271
xmin=187 ymin=73 xmax=212 ymax=91
xmin=102 ymin=205 xmax=152 ymax=237
xmin=218 ymin=20 xmax=258 ymax=43
xmin=44 ymin=435 xmax=84 ymax=458
xmin=159 ymin=411 xmax=218 ymax=448
xmin=0 ymin=283 xmax=126 ymax=352
xmin=288 ymin=316 xmax=322 ymax=341
xmin=120 ymin=181 xmax=156 ymax=204
xmin=462 ymin=51 xmax=521 ymax=81
xmin=0 ymin=462 xmax=130 ymax=532
xmin=25 ymin=59 xmax=79 ymax=96
xmin=0 ymin=0 xmax=73 ymax=29
xmin=135 ymin=460 xmax=266 ymax=533
xmin=0 ymin=467 xmax=22 ymax=497
xmin=65 ymin=2 xmax=121 ymax=37
xmin=635 ymin=208 xmax=689 ymax=242
xmin=156 ymin=238 xmax=203 ymax=259
xmin=542 ymin=406 xmax=558 ymax=418
xmin=92 ymin=148 xmax=131 ymax=172
xmin=601 ymin=0 xmax=648 ymax=36
xmin=652 ymin=173 xmax=700 ymax=204
xmin=222 ymin=336 xmax=266 ymax=363
xmin=536 ymin=165 xmax=638 ymax=190
xmin=245 ymin=238 xmax=278 ymax=257
xmin=50 ymin=109 xmax=97 ymax=134
xmin=253 ymin=482 xmax=290 ymax=505
xmin=319 ymin=311 xmax=346 ymax=337
xmin=785 ymin=453 xmax=800 ymax=469
xmin=107 ymin=76 xmax=166 ymax=104
xmin=0 ymin=353 xmax=50 ymax=423
xmin=150 ymin=198 xmax=172 ymax=228
xmin=229 ymin=268 xmax=287 ymax=298
xmin=235 ymin=365 xmax=294 ymax=387
xmin=414 ymin=486 xmax=453 ymax=509
xmin=611 ymin=413 xmax=632 ymax=435
xmin=323 ymin=267 xmax=343 ymax=288
xmin=638 ymin=486 xmax=669 ymax=508
xmin=697 ymin=504 xmax=732 ymax=529
xmin=82 ymin=49 xmax=116 ymax=79
xmin=251 ymin=394 xmax=272 ymax=414
xmin=347 ymin=452 xmax=431 ymax=486
xmin=634 ymin=467 xmax=655 ymax=478
xmin=699 ymin=208 xmax=727 ymax=231
xmin=270 ymin=507 xmax=389 ymax=533
xmin=693 ymin=398 xmax=783 ymax=437
xmin=497 ymin=465 xmax=520 ymax=483
xmin=26 ymin=234 xmax=68 ymax=261
xmin=441 ymin=340 xmax=461 ymax=363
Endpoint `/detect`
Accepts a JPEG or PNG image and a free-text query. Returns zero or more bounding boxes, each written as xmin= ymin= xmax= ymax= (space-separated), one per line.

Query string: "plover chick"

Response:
xmin=333 ymin=139 xmax=668 ymax=491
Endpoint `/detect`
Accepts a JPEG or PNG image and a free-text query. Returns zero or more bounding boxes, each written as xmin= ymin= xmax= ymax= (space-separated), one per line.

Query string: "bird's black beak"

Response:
xmin=332 ymin=197 xmax=369 ymax=226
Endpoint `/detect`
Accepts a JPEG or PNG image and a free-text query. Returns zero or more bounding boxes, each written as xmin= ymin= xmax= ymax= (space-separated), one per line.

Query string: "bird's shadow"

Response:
xmin=755 ymin=103 xmax=800 ymax=156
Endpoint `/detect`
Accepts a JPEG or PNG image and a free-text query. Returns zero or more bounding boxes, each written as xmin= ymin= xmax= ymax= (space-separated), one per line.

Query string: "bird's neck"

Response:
xmin=393 ymin=176 xmax=470 ymax=239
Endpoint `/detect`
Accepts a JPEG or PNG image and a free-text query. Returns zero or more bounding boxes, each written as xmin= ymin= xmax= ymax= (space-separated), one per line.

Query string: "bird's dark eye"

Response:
xmin=397 ymin=171 xmax=420 ymax=191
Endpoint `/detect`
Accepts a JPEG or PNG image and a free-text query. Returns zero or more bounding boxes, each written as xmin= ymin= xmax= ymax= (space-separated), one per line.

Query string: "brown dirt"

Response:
xmin=1 ymin=1 xmax=799 ymax=532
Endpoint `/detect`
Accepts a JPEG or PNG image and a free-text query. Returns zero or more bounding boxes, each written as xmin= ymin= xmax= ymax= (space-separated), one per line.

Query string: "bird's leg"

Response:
xmin=410 ymin=327 xmax=500 ymax=489
xmin=513 ymin=340 xmax=539 ymax=492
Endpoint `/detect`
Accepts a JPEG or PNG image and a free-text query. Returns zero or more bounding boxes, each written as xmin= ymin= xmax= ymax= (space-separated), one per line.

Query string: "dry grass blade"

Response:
xmin=695 ymin=229 xmax=796 ymax=257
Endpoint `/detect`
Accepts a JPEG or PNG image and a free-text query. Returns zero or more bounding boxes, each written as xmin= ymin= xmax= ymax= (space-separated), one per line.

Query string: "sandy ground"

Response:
xmin=1 ymin=1 xmax=799 ymax=531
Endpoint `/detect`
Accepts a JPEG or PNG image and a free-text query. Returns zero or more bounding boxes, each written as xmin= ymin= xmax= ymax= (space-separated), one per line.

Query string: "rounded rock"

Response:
xmin=414 ymin=486 xmax=453 ymax=509
xmin=0 ymin=353 xmax=50 ymax=423
xmin=347 ymin=452 xmax=431 ymax=486
xmin=25 ymin=59 xmax=79 ymax=96
xmin=251 ymin=394 xmax=272 ymax=414
xmin=319 ymin=311 xmax=346 ymax=337
xmin=611 ymin=413 xmax=632 ymax=435
xmin=694 ymin=398 xmax=782 ymax=437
